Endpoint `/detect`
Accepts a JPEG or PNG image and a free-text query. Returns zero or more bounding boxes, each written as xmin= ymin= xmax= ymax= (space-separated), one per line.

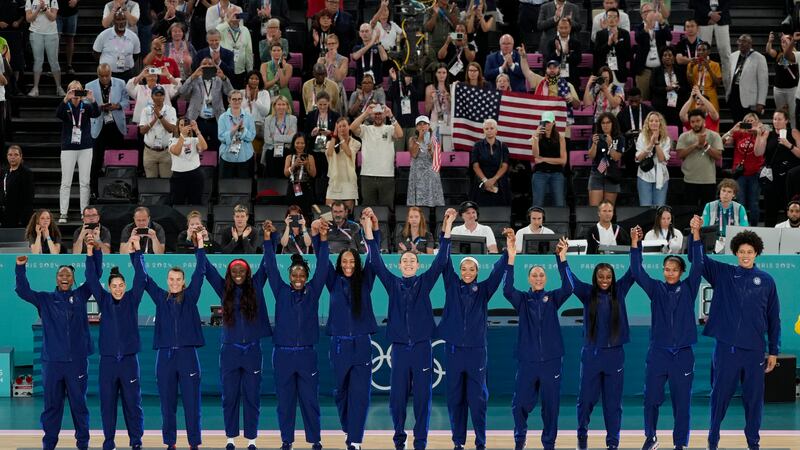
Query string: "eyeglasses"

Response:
xmin=230 ymin=97 xmax=243 ymax=101
xmin=600 ymin=121 xmax=612 ymax=124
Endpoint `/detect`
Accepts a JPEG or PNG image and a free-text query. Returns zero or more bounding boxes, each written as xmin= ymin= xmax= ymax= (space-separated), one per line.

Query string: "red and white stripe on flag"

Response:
xmin=497 ymin=92 xmax=568 ymax=161
xmin=431 ymin=133 xmax=442 ymax=173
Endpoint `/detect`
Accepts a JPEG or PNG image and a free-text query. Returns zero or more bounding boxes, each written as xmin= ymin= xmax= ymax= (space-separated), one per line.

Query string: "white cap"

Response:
xmin=415 ymin=115 xmax=430 ymax=125
xmin=460 ymin=256 xmax=479 ymax=269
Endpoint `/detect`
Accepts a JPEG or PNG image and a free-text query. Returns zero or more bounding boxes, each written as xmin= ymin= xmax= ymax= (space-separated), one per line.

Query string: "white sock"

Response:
xmin=352 ymin=443 xmax=361 ymax=450
xmin=248 ymin=439 xmax=256 ymax=447
xmin=227 ymin=438 xmax=235 ymax=445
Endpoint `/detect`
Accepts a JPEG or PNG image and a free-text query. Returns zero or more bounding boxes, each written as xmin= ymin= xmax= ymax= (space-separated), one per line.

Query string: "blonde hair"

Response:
xmin=641 ymin=111 xmax=668 ymax=145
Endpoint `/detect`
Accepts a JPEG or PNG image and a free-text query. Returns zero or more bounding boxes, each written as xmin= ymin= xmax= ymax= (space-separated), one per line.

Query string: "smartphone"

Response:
xmin=85 ymin=223 xmax=99 ymax=230
xmin=202 ymin=66 xmax=217 ymax=80
xmin=740 ymin=122 xmax=752 ymax=130
xmin=235 ymin=12 xmax=248 ymax=20
xmin=148 ymin=67 xmax=162 ymax=75
xmin=135 ymin=227 xmax=150 ymax=235
xmin=73 ymin=89 xmax=87 ymax=97
xmin=779 ymin=129 xmax=788 ymax=140
xmin=290 ymin=215 xmax=301 ymax=228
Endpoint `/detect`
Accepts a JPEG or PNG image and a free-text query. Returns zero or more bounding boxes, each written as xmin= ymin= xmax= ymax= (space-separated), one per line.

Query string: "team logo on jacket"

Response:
xmin=543 ymin=295 xmax=549 ymax=303
xmin=472 ymin=285 xmax=478 ymax=292
xmin=69 ymin=296 xmax=74 ymax=304
xmin=753 ymin=277 xmax=761 ymax=286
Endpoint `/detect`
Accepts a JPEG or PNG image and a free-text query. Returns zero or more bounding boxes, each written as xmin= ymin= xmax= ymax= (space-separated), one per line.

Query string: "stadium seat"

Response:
xmin=579 ymin=53 xmax=593 ymax=68
xmin=343 ymin=76 xmax=356 ymax=93
xmin=354 ymin=205 xmax=390 ymax=224
xmin=199 ymin=151 xmax=218 ymax=167
xmin=172 ymin=205 xmax=209 ymax=224
xmin=137 ymin=177 xmax=171 ymax=205
xmin=289 ymin=77 xmax=302 ymax=93
xmin=217 ymin=178 xmax=253 ymax=206
xmin=289 ymin=52 xmax=303 ymax=71
xmin=542 ymin=206 xmax=571 ymax=237
xmin=575 ymin=206 xmax=599 ymax=239
xmin=255 ymin=177 xmax=287 ymax=204
xmin=526 ymin=52 xmax=544 ymax=69
xmin=104 ymin=149 xmax=138 ymax=168
xmin=254 ymin=205 xmax=292 ymax=224
xmin=570 ymin=150 xmax=592 ymax=167
xmin=571 ymin=125 xmax=593 ymax=141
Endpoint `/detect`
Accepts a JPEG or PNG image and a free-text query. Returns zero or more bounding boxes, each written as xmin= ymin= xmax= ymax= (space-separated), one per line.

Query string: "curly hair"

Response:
xmin=730 ymin=230 xmax=764 ymax=256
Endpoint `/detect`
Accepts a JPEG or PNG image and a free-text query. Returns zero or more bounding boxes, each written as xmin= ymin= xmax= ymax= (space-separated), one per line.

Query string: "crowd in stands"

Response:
xmin=0 ymin=0 xmax=799 ymax=255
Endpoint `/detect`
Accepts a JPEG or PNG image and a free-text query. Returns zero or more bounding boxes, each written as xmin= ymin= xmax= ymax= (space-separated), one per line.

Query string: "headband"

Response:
xmin=460 ymin=257 xmax=479 ymax=269
xmin=228 ymin=259 xmax=249 ymax=270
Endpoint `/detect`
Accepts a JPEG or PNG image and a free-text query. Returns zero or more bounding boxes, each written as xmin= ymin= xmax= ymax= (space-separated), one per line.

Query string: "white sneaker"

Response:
xmin=56 ymin=86 xmax=66 ymax=96
xmin=27 ymin=88 xmax=39 ymax=97
xmin=58 ymin=214 xmax=67 ymax=224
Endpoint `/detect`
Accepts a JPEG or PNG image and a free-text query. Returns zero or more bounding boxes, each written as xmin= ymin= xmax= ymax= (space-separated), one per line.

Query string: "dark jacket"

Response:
xmin=584 ymin=223 xmax=631 ymax=255
xmin=436 ymin=252 xmax=508 ymax=347
xmin=0 ymin=164 xmax=34 ymax=227
xmin=369 ymin=234 xmax=451 ymax=344
xmin=545 ymin=34 xmax=582 ymax=87
xmin=594 ymin=28 xmax=632 ymax=83
xmin=16 ymin=263 xmax=95 ymax=362
xmin=264 ymin=237 xmax=330 ymax=347
xmin=57 ymin=100 xmax=102 ymax=150
xmin=630 ymin=239 xmax=704 ymax=349
xmin=144 ymin=249 xmax=207 ymax=349
xmin=503 ymin=256 xmax=575 ymax=361
xmin=690 ymin=0 xmax=731 ymax=26
xmin=201 ymin=243 xmax=273 ymax=344
xmin=573 ymin=268 xmax=635 ymax=348
xmin=87 ymin=250 xmax=145 ymax=357
xmin=192 ymin=46 xmax=236 ymax=80
xmin=632 ymin=25 xmax=673 ymax=75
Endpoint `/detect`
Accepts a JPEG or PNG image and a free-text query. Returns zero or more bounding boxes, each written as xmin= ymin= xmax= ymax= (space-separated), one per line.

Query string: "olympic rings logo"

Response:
xmin=370 ymin=339 xmax=446 ymax=391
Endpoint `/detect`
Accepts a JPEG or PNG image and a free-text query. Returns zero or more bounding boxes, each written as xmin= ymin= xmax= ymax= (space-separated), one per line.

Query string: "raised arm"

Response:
xmin=419 ymin=208 xmax=457 ymax=285
xmin=14 ymin=256 xmax=40 ymax=307
xmin=362 ymin=213 xmax=394 ymax=286
xmin=552 ymin=238 xmax=575 ymax=307
xmin=309 ymin=222 xmax=331 ymax=297
xmin=502 ymin=232 xmax=523 ymax=309
xmin=85 ymin=244 xmax=108 ymax=305
xmin=629 ymin=225 xmax=659 ymax=297
xmin=200 ymin=245 xmax=224 ymax=298
xmin=261 ymin=221 xmax=288 ymax=296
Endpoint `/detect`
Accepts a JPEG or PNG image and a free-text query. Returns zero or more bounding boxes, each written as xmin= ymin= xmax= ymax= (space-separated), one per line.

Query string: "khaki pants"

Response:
xmin=143 ymin=146 xmax=172 ymax=178
xmin=635 ymin=68 xmax=654 ymax=100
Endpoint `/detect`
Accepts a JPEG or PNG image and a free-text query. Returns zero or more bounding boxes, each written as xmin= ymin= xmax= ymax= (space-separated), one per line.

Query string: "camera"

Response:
xmin=85 ymin=223 xmax=99 ymax=230
xmin=202 ymin=66 xmax=217 ymax=80
xmin=235 ymin=12 xmax=248 ymax=20
xmin=449 ymin=32 xmax=465 ymax=40
xmin=596 ymin=76 xmax=607 ymax=85
xmin=73 ymin=89 xmax=87 ymax=97
xmin=135 ymin=227 xmax=149 ymax=235
xmin=148 ymin=67 xmax=162 ymax=75
xmin=740 ymin=122 xmax=752 ymax=130
xmin=290 ymin=215 xmax=302 ymax=227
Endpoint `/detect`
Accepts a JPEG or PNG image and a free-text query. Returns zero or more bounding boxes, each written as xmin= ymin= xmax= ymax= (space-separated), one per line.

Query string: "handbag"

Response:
xmin=605 ymin=159 xmax=622 ymax=183
xmin=639 ymin=153 xmax=655 ymax=172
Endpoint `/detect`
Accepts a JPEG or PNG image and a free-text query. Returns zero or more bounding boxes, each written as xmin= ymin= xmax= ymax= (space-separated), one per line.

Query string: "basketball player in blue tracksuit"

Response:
xmin=363 ymin=208 xmax=455 ymax=450
xmin=690 ymin=219 xmax=781 ymax=450
xmin=504 ymin=236 xmax=574 ymax=450
xmin=629 ymin=223 xmax=704 ymax=450
xmin=15 ymin=255 xmax=95 ymax=450
xmin=200 ymin=226 xmax=275 ymax=450
xmin=143 ymin=235 xmax=208 ymax=450
xmin=573 ymin=257 xmax=635 ymax=450
xmin=86 ymin=235 xmax=146 ymax=450
xmin=262 ymin=221 xmax=331 ymax=450
xmin=311 ymin=213 xmax=379 ymax=450
xmin=436 ymin=230 xmax=508 ymax=450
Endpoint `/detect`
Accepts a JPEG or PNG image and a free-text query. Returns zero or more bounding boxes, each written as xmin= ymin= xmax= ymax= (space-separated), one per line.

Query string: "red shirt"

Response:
xmin=307 ymin=0 xmax=344 ymax=18
xmin=151 ymin=56 xmax=181 ymax=79
xmin=732 ymin=130 xmax=765 ymax=177
xmin=683 ymin=115 xmax=719 ymax=133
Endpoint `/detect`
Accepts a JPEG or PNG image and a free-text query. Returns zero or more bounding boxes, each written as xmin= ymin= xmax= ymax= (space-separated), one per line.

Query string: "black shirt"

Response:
xmin=535 ymin=134 xmax=563 ymax=173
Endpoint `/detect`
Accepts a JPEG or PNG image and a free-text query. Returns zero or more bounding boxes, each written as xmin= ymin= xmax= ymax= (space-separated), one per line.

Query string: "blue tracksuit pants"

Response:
xmin=708 ymin=342 xmax=766 ymax=448
xmin=41 ymin=359 xmax=90 ymax=450
xmin=273 ymin=346 xmax=321 ymax=444
xmin=156 ymin=347 xmax=202 ymax=446
xmin=445 ymin=345 xmax=488 ymax=448
xmin=330 ymin=335 xmax=373 ymax=444
xmin=220 ymin=342 xmax=263 ymax=440
xmin=643 ymin=346 xmax=694 ymax=447
xmin=512 ymin=357 xmax=562 ymax=450
xmin=577 ymin=346 xmax=625 ymax=448
xmin=99 ymin=354 xmax=144 ymax=450
xmin=390 ymin=340 xmax=433 ymax=450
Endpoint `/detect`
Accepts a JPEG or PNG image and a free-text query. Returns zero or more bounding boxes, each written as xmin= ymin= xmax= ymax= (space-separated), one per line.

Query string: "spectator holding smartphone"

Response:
xmin=168 ymin=117 xmax=208 ymax=205
xmin=283 ymin=133 xmax=316 ymax=218
xmin=119 ymin=206 xmax=166 ymax=254
xmin=176 ymin=210 xmax=218 ymax=253
xmin=280 ymin=205 xmax=312 ymax=254
xmin=72 ymin=206 xmax=112 ymax=254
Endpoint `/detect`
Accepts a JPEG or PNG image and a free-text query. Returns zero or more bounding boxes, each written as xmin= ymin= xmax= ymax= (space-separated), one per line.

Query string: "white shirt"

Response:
xmin=242 ymin=89 xmax=271 ymax=126
xmin=376 ymin=21 xmax=402 ymax=51
xmin=93 ymin=28 xmax=141 ymax=73
xmin=139 ymin=103 xmax=177 ymax=149
xmin=126 ymin=80 xmax=179 ymax=124
xmin=359 ymin=124 xmax=396 ymax=177
xmin=102 ymin=0 xmax=140 ymax=31
xmin=451 ymin=223 xmax=497 ymax=250
xmin=643 ymin=228 xmax=685 ymax=254
xmin=169 ymin=136 xmax=201 ymax=172
xmin=205 ymin=0 xmax=230 ymax=31
xmin=25 ymin=0 xmax=59 ymax=35
xmin=591 ymin=9 xmax=631 ymax=42
xmin=514 ymin=225 xmax=555 ymax=252
xmin=597 ymin=223 xmax=618 ymax=246
xmin=776 ymin=220 xmax=800 ymax=228
xmin=217 ymin=22 xmax=253 ymax=74
xmin=635 ymin=134 xmax=671 ymax=188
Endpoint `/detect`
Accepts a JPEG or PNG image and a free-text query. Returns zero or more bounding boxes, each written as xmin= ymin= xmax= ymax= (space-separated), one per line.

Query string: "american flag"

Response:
xmin=451 ymin=83 xmax=568 ymax=160
xmin=431 ymin=133 xmax=442 ymax=173
xmin=597 ymin=157 xmax=608 ymax=174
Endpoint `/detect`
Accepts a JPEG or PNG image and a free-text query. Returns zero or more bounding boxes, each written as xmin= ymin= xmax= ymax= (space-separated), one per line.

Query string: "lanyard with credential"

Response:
xmin=275 ymin=115 xmax=287 ymax=135
xmin=229 ymin=28 xmax=241 ymax=45
xmin=361 ymin=47 xmax=373 ymax=73
xmin=628 ymin=106 xmax=642 ymax=130
xmin=67 ymin=101 xmax=85 ymax=128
